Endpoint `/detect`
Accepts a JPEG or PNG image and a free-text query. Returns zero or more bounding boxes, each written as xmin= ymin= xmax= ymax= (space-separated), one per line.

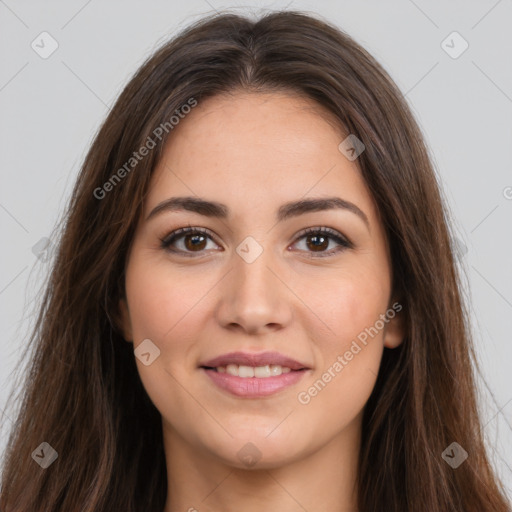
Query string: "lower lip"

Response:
xmin=202 ymin=368 xmax=308 ymax=397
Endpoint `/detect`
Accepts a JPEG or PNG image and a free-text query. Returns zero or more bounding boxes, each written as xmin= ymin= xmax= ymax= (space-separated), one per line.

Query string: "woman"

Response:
xmin=1 ymin=10 xmax=510 ymax=512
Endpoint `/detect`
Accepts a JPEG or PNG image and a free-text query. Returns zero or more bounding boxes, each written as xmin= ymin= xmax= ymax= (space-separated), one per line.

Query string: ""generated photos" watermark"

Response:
xmin=297 ymin=302 xmax=402 ymax=405
xmin=94 ymin=97 xmax=198 ymax=200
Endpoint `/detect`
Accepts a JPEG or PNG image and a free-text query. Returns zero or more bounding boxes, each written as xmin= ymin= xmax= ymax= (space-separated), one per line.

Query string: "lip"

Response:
xmin=201 ymin=367 xmax=309 ymax=397
xmin=199 ymin=351 xmax=311 ymax=398
xmin=199 ymin=351 xmax=310 ymax=371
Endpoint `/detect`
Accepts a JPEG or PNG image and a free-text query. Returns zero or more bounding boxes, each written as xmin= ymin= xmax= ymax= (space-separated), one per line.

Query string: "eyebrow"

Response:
xmin=146 ymin=195 xmax=370 ymax=230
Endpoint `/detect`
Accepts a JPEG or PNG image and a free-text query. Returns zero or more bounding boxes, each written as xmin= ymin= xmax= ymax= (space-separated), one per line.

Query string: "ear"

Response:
xmin=383 ymin=299 xmax=406 ymax=349
xmin=116 ymin=296 xmax=133 ymax=343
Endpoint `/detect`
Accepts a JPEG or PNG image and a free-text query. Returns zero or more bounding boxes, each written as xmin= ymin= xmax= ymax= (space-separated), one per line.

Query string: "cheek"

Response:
xmin=305 ymin=264 xmax=390 ymax=348
xmin=295 ymin=265 xmax=388 ymax=404
xmin=123 ymin=257 xmax=209 ymax=419
xmin=124 ymin=256 xmax=209 ymax=342
xmin=295 ymin=275 xmax=386 ymax=422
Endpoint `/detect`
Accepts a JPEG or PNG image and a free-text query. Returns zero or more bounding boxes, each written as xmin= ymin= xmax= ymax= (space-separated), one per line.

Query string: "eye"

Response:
xmin=291 ymin=227 xmax=353 ymax=258
xmin=160 ymin=226 xmax=221 ymax=256
xmin=161 ymin=225 xmax=352 ymax=258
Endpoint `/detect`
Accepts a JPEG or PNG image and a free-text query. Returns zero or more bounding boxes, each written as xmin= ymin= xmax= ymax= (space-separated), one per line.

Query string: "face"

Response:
xmin=119 ymin=91 xmax=404 ymax=469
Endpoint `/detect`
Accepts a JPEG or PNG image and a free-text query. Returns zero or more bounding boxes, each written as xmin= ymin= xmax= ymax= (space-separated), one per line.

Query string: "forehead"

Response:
xmin=146 ymin=91 xmax=378 ymax=225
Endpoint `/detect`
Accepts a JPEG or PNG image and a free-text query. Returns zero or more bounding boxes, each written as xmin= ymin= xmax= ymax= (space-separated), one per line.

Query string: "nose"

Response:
xmin=215 ymin=242 xmax=293 ymax=336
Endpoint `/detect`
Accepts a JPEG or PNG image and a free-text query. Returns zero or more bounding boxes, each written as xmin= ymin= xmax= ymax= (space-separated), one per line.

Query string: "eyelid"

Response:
xmin=293 ymin=226 xmax=352 ymax=246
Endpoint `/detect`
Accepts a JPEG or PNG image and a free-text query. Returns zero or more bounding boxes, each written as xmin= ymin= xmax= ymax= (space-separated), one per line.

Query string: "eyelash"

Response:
xmin=159 ymin=225 xmax=353 ymax=258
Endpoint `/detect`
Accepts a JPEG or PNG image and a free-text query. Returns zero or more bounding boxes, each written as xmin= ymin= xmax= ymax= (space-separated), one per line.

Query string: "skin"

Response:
xmin=119 ymin=91 xmax=405 ymax=512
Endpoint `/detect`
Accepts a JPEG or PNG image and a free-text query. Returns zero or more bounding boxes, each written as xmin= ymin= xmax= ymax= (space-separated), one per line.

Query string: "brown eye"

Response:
xmin=183 ymin=233 xmax=207 ymax=251
xmin=292 ymin=227 xmax=352 ymax=257
xmin=305 ymin=233 xmax=329 ymax=252
xmin=160 ymin=227 xmax=220 ymax=256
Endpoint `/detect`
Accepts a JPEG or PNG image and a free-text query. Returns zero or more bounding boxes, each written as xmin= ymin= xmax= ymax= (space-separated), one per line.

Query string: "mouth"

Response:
xmin=198 ymin=351 xmax=311 ymax=398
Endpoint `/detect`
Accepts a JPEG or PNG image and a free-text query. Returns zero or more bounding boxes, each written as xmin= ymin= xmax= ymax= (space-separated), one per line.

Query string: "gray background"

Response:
xmin=1 ymin=0 xmax=511 ymax=499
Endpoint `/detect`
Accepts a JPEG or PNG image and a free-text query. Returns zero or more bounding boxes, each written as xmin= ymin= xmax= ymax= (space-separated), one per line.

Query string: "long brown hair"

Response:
xmin=1 ymin=10 xmax=510 ymax=512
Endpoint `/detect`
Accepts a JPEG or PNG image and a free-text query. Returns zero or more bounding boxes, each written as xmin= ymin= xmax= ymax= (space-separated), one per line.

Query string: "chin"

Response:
xmin=201 ymin=431 xmax=307 ymax=470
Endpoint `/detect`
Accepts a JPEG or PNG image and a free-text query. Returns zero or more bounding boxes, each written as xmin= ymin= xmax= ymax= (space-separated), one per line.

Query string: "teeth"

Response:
xmin=237 ymin=365 xmax=254 ymax=378
xmin=254 ymin=365 xmax=271 ymax=378
xmin=219 ymin=364 xmax=293 ymax=377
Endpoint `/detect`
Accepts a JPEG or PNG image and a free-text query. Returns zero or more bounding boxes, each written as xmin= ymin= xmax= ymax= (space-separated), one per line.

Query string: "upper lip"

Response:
xmin=199 ymin=351 xmax=310 ymax=371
